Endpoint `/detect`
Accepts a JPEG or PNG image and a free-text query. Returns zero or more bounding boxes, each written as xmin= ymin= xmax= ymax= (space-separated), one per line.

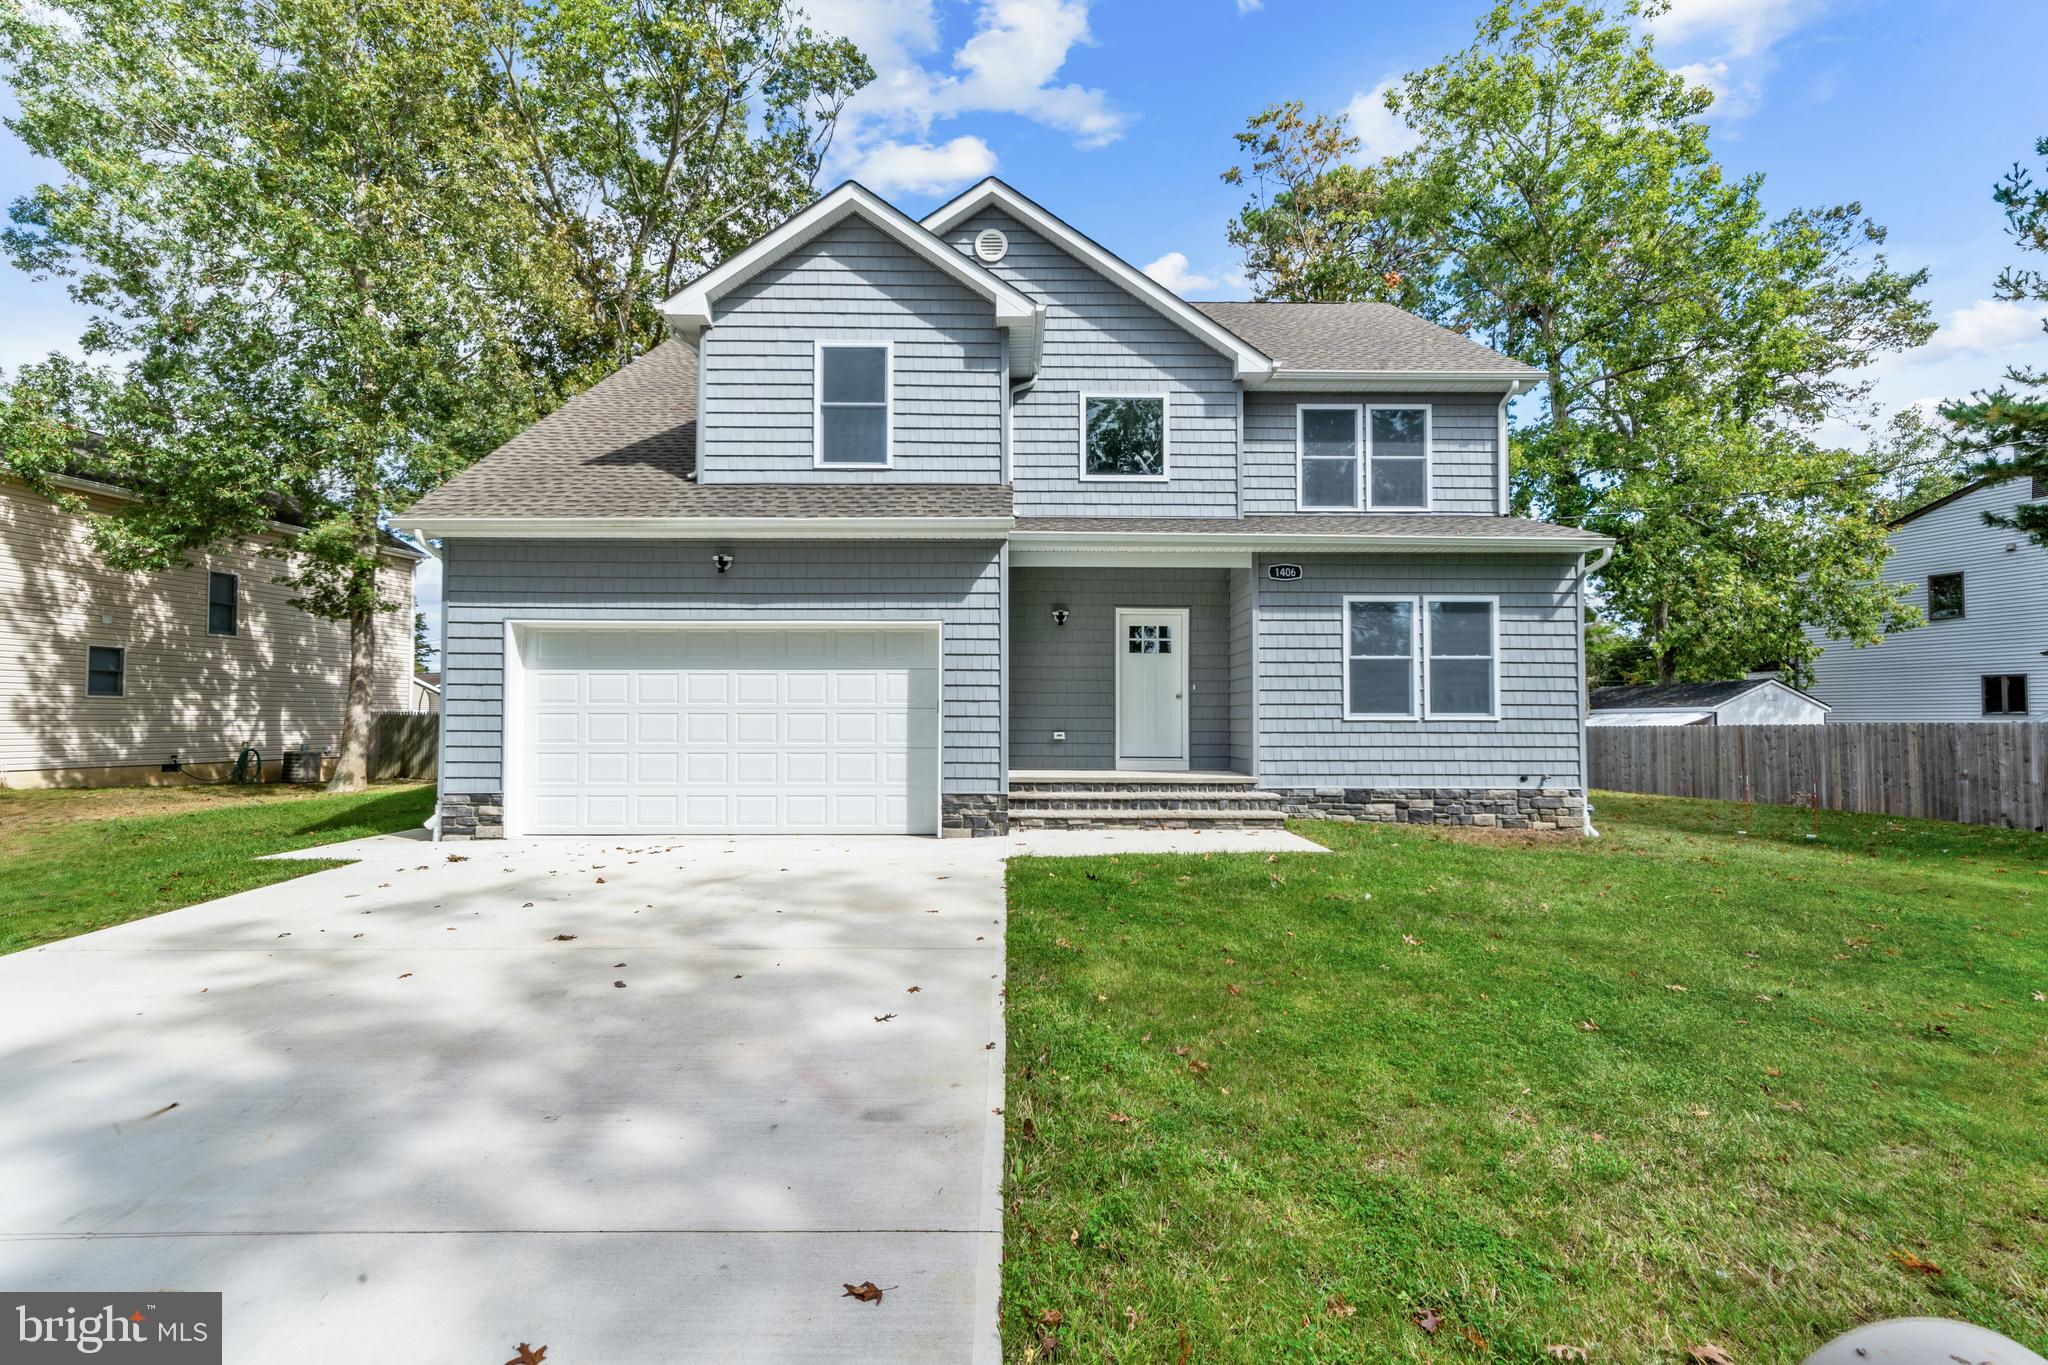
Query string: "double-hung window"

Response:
xmin=87 ymin=645 xmax=125 ymax=697
xmin=1983 ymin=674 xmax=2029 ymax=715
xmin=1081 ymin=394 xmax=1167 ymax=479
xmin=815 ymin=342 xmax=891 ymax=467
xmin=1424 ymin=597 xmax=1498 ymax=719
xmin=208 ymin=571 xmax=239 ymax=636
xmin=1297 ymin=404 xmax=1431 ymax=510
xmin=1343 ymin=597 xmax=1417 ymax=719
xmin=1342 ymin=595 xmax=1499 ymax=721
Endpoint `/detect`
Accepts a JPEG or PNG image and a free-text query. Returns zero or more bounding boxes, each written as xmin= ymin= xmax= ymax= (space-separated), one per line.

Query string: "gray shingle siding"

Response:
xmin=439 ymin=538 xmax=1005 ymax=794
xmin=698 ymin=216 xmax=1005 ymax=484
xmin=1228 ymin=566 xmax=1255 ymax=774
xmin=1008 ymin=567 xmax=1234 ymax=769
xmin=1243 ymin=391 xmax=1502 ymax=516
xmin=1255 ymin=553 xmax=1584 ymax=788
xmin=946 ymin=210 xmax=1241 ymax=518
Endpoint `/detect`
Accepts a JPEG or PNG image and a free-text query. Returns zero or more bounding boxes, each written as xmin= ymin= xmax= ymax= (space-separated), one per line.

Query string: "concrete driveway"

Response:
xmin=0 ymin=826 xmax=1317 ymax=1363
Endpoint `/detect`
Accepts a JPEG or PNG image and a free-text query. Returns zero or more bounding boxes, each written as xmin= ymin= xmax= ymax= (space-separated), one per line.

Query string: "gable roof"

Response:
xmin=922 ymin=178 xmax=1275 ymax=384
xmin=662 ymin=181 xmax=1044 ymax=379
xmin=1889 ymin=472 xmax=2046 ymax=530
xmin=1590 ymin=678 xmax=1827 ymax=712
xmin=402 ymin=341 xmax=1012 ymax=534
xmin=1193 ymin=302 xmax=1545 ymax=386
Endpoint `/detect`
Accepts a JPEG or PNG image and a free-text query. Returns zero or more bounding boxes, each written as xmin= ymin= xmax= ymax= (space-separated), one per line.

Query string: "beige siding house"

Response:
xmin=2 ymin=475 xmax=420 ymax=787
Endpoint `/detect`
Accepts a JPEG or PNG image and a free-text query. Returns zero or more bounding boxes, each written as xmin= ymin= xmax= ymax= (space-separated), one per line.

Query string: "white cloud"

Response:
xmin=1669 ymin=59 xmax=1758 ymax=118
xmin=1235 ymin=0 xmax=1262 ymax=12
xmin=1650 ymin=0 xmax=1828 ymax=59
xmin=1141 ymin=252 xmax=1218 ymax=294
xmin=1343 ymin=79 xmax=1421 ymax=163
xmin=1911 ymin=297 xmax=2048 ymax=361
xmin=849 ymin=136 xmax=998 ymax=195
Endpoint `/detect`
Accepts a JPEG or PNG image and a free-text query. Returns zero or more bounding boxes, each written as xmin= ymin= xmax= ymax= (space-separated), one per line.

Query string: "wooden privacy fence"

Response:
xmin=1590 ymin=722 xmax=2046 ymax=832
xmin=370 ymin=711 xmax=437 ymax=782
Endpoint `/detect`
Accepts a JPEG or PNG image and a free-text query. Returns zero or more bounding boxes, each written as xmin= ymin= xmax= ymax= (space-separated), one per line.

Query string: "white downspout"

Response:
xmin=1576 ymin=542 xmax=1614 ymax=836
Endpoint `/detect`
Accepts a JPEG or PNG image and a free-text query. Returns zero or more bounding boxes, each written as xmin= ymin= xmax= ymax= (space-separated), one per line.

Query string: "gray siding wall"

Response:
xmin=698 ymin=216 xmax=1004 ymax=483
xmin=1228 ymin=566 xmax=1255 ymax=774
xmin=1806 ymin=478 xmax=2048 ymax=721
xmin=1243 ymin=390 xmax=1502 ymax=515
xmin=947 ymin=210 xmax=1241 ymax=517
xmin=1009 ymin=567 xmax=1233 ymax=769
xmin=1256 ymin=553 xmax=1584 ymax=788
xmin=440 ymin=538 xmax=1005 ymax=794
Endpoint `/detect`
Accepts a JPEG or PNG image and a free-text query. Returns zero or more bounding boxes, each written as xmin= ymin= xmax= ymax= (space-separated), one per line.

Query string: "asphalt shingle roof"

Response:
xmin=403 ymin=341 xmax=1012 ymax=521
xmin=1590 ymin=680 xmax=1778 ymax=710
xmin=1192 ymin=301 xmax=1541 ymax=378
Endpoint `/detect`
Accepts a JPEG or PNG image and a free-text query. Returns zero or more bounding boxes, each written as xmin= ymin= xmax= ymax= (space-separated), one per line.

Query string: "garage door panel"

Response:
xmin=518 ymin=626 xmax=939 ymax=835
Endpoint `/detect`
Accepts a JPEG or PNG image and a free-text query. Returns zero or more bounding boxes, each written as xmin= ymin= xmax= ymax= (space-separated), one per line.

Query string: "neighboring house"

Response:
xmin=1 ymin=474 xmax=421 ymax=787
xmin=410 ymin=672 xmax=443 ymax=714
xmin=1807 ymin=476 xmax=2047 ymax=723
xmin=402 ymin=179 xmax=1611 ymax=840
xmin=1589 ymin=677 xmax=1829 ymax=727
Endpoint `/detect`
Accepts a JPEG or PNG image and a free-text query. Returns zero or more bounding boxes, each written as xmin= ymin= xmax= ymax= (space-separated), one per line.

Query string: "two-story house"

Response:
xmin=1807 ymin=475 xmax=2046 ymax=722
xmin=401 ymin=180 xmax=1611 ymax=839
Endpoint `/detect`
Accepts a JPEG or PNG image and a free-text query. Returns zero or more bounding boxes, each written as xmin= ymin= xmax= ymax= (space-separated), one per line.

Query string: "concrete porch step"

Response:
xmin=1009 ymin=789 xmax=1283 ymax=810
xmin=1009 ymin=806 xmax=1288 ymax=829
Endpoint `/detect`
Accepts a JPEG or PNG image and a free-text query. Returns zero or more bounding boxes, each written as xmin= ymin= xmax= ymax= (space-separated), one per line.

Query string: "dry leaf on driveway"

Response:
xmin=503 ymin=1346 xmax=545 ymax=1365
xmin=842 ymin=1281 xmax=891 ymax=1305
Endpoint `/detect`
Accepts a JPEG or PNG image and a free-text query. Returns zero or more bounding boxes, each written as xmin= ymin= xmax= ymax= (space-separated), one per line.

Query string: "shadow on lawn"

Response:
xmin=288 ymin=784 xmax=433 ymax=838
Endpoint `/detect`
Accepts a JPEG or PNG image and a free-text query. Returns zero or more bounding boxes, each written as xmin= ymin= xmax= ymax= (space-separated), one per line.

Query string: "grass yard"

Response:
xmin=0 ymin=781 xmax=435 ymax=954
xmin=1001 ymin=793 xmax=2048 ymax=1363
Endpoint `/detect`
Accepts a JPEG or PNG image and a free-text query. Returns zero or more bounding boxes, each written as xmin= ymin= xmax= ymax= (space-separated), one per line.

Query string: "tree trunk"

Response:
xmin=327 ymin=570 xmax=378 ymax=792
xmin=1651 ymin=599 xmax=1678 ymax=685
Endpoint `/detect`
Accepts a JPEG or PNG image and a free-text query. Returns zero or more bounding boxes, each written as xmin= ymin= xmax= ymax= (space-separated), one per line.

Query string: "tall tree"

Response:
xmin=1222 ymin=0 xmax=1935 ymax=683
xmin=1941 ymin=137 xmax=2048 ymax=545
xmin=0 ymin=0 xmax=865 ymax=788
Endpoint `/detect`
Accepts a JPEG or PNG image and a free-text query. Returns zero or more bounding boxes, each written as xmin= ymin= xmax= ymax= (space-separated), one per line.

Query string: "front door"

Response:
xmin=1115 ymin=608 xmax=1190 ymax=770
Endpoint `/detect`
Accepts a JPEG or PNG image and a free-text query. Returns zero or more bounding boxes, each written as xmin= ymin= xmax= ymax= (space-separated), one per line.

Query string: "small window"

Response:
xmin=1425 ymin=597 xmax=1498 ymax=719
xmin=1082 ymin=395 xmax=1167 ymax=479
xmin=87 ymin=645 xmax=125 ymax=697
xmin=1984 ymin=674 xmax=2029 ymax=715
xmin=1369 ymin=405 xmax=1430 ymax=510
xmin=1927 ymin=572 xmax=1965 ymax=621
xmin=816 ymin=343 xmax=890 ymax=466
xmin=1299 ymin=405 xmax=1362 ymax=510
xmin=208 ymin=571 xmax=239 ymax=636
xmin=1126 ymin=623 xmax=1172 ymax=655
xmin=1344 ymin=597 xmax=1417 ymax=719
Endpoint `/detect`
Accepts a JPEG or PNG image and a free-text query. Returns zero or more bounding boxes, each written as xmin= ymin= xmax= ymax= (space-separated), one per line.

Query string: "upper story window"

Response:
xmin=87 ymin=645 xmax=125 ymax=697
xmin=1983 ymin=674 xmax=2029 ymax=715
xmin=815 ymin=342 xmax=891 ymax=467
xmin=1927 ymin=572 xmax=1964 ymax=621
xmin=1081 ymin=395 xmax=1167 ymax=480
xmin=1297 ymin=403 xmax=1431 ymax=511
xmin=208 ymin=571 xmax=239 ymax=636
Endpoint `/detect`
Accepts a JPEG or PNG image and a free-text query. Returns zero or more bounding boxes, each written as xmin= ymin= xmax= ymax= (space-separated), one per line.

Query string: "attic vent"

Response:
xmin=973 ymin=228 xmax=1009 ymax=263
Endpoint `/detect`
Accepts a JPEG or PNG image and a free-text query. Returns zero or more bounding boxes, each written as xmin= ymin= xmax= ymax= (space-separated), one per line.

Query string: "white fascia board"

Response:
xmin=921 ymin=179 xmax=1275 ymax=384
xmin=1009 ymin=545 xmax=1254 ymax=569
xmin=1010 ymin=528 xmax=1612 ymax=555
xmin=405 ymin=515 xmax=1016 ymax=541
xmin=1269 ymin=370 xmax=1546 ymax=394
xmin=660 ymin=181 xmax=1043 ymax=379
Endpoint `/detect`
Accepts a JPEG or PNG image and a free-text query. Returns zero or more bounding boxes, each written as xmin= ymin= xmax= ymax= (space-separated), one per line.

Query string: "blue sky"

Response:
xmin=4 ymin=0 xmax=2046 ymax=652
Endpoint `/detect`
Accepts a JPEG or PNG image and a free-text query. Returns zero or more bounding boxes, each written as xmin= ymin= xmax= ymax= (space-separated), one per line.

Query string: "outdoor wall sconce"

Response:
xmin=713 ymin=553 xmax=734 ymax=574
xmin=1051 ymin=606 xmax=1070 ymax=627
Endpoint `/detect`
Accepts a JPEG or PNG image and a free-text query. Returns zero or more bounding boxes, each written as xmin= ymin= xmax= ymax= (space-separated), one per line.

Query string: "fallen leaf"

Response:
xmin=398 ymin=973 xmax=412 ymax=979
xmin=1038 ymin=1309 xmax=1063 ymax=1327
xmin=1666 ymin=983 xmax=1688 ymax=993
xmin=1685 ymin=1345 xmax=1733 ymax=1365
xmin=1775 ymin=1100 xmax=1804 ymax=1113
xmin=1324 ymin=1293 xmax=1355 ymax=1319
xmin=595 ymin=877 xmax=605 ymax=884
xmin=552 ymin=934 xmax=577 ymax=942
xmin=907 ymin=986 xmax=922 ymax=993
xmin=1461 ymin=1325 xmax=1489 ymax=1351
xmin=1577 ymin=1020 xmax=1600 ymax=1032
xmin=1412 ymin=1308 xmax=1441 ymax=1335
xmin=1227 ymin=984 xmax=1243 ymax=997
xmin=842 ymin=1281 xmax=890 ymax=1305
xmin=874 ymin=1013 xmax=896 ymax=1023
xmin=1402 ymin=934 xmax=1421 ymax=946
xmin=1890 ymin=1249 xmax=1942 ymax=1276
xmin=1108 ymin=1113 xmax=1132 ymax=1125
xmin=1187 ymin=1059 xmax=1210 ymax=1075
xmin=504 ymin=1346 xmax=545 ymax=1365
xmin=613 ymin=981 xmax=626 ymax=989
xmin=446 ymin=854 xmax=469 ymax=863
xmin=1544 ymin=1347 xmax=1586 ymax=1362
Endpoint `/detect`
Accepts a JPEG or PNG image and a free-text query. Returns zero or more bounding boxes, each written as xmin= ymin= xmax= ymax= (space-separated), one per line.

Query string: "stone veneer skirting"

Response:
xmin=941 ymin=793 xmax=1009 ymax=837
xmin=440 ymin=793 xmax=504 ymax=840
xmin=1273 ymin=786 xmax=1585 ymax=832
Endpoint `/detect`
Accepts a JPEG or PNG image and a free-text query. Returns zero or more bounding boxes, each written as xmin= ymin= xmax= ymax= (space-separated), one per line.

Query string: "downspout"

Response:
xmin=1575 ymin=542 xmax=1615 ymax=836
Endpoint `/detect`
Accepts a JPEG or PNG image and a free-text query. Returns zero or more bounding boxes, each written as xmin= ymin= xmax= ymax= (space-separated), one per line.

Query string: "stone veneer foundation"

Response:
xmin=1273 ymin=787 xmax=1586 ymax=832
xmin=940 ymin=793 xmax=1010 ymax=837
xmin=438 ymin=793 xmax=504 ymax=840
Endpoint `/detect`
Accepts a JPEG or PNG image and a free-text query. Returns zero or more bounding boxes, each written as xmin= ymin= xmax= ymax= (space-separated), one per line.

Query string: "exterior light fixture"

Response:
xmin=713 ymin=553 xmax=734 ymax=574
xmin=1051 ymin=607 xmax=1070 ymax=627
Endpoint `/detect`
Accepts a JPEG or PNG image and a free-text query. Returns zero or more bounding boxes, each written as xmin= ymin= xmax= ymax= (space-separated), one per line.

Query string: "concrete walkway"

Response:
xmin=0 ymin=826 xmax=1319 ymax=1363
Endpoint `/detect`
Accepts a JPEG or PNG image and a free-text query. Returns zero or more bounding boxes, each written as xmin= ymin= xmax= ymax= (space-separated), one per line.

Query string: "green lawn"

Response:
xmin=0 ymin=782 xmax=435 ymax=954
xmin=1001 ymin=794 xmax=2048 ymax=1363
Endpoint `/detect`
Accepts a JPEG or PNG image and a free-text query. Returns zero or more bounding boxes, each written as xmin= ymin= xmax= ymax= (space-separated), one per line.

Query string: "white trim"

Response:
xmin=1296 ymin=403 xmax=1364 ymax=511
xmin=500 ymin=618 xmax=946 ymax=839
xmin=1341 ymin=595 xmax=1419 ymax=721
xmin=813 ymin=339 xmax=894 ymax=469
xmin=1010 ymin=529 xmax=1611 ymax=554
xmin=1010 ymin=546 xmax=1252 ymax=569
xmin=1270 ymin=371 xmax=1543 ymax=393
xmin=920 ymin=179 xmax=1275 ymax=384
xmin=405 ymin=516 xmax=1014 ymax=540
xmin=662 ymin=181 xmax=1043 ymax=379
xmin=1421 ymin=594 xmax=1501 ymax=722
xmin=1113 ymin=606 xmax=1192 ymax=770
xmin=1366 ymin=403 xmax=1432 ymax=512
xmin=1078 ymin=391 xmax=1170 ymax=482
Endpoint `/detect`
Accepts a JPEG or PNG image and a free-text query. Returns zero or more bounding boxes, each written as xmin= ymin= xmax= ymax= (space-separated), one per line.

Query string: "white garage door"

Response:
xmin=513 ymin=625 xmax=940 ymax=835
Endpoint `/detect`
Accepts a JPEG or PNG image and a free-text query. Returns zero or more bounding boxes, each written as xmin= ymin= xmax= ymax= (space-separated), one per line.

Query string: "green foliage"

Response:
xmin=1222 ymin=0 xmax=1935 ymax=683
xmin=1941 ymin=136 xmax=2048 ymax=546
xmin=414 ymin=611 xmax=435 ymax=673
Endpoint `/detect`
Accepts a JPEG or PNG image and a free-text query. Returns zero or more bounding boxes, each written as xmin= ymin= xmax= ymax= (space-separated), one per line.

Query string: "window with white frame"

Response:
xmin=1424 ymin=597 xmax=1497 ymax=718
xmin=1369 ymin=406 xmax=1430 ymax=509
xmin=816 ymin=342 xmax=890 ymax=466
xmin=1343 ymin=597 xmax=1417 ymax=718
xmin=1299 ymin=405 xmax=1362 ymax=509
xmin=1081 ymin=394 xmax=1167 ymax=478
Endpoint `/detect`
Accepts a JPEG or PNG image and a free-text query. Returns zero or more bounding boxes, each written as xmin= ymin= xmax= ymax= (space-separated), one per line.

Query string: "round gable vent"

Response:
xmin=973 ymin=227 xmax=1009 ymax=264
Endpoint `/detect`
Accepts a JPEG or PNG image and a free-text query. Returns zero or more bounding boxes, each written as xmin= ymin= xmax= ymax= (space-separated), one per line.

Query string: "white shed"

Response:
xmin=1588 ymin=677 xmax=1829 ymax=727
